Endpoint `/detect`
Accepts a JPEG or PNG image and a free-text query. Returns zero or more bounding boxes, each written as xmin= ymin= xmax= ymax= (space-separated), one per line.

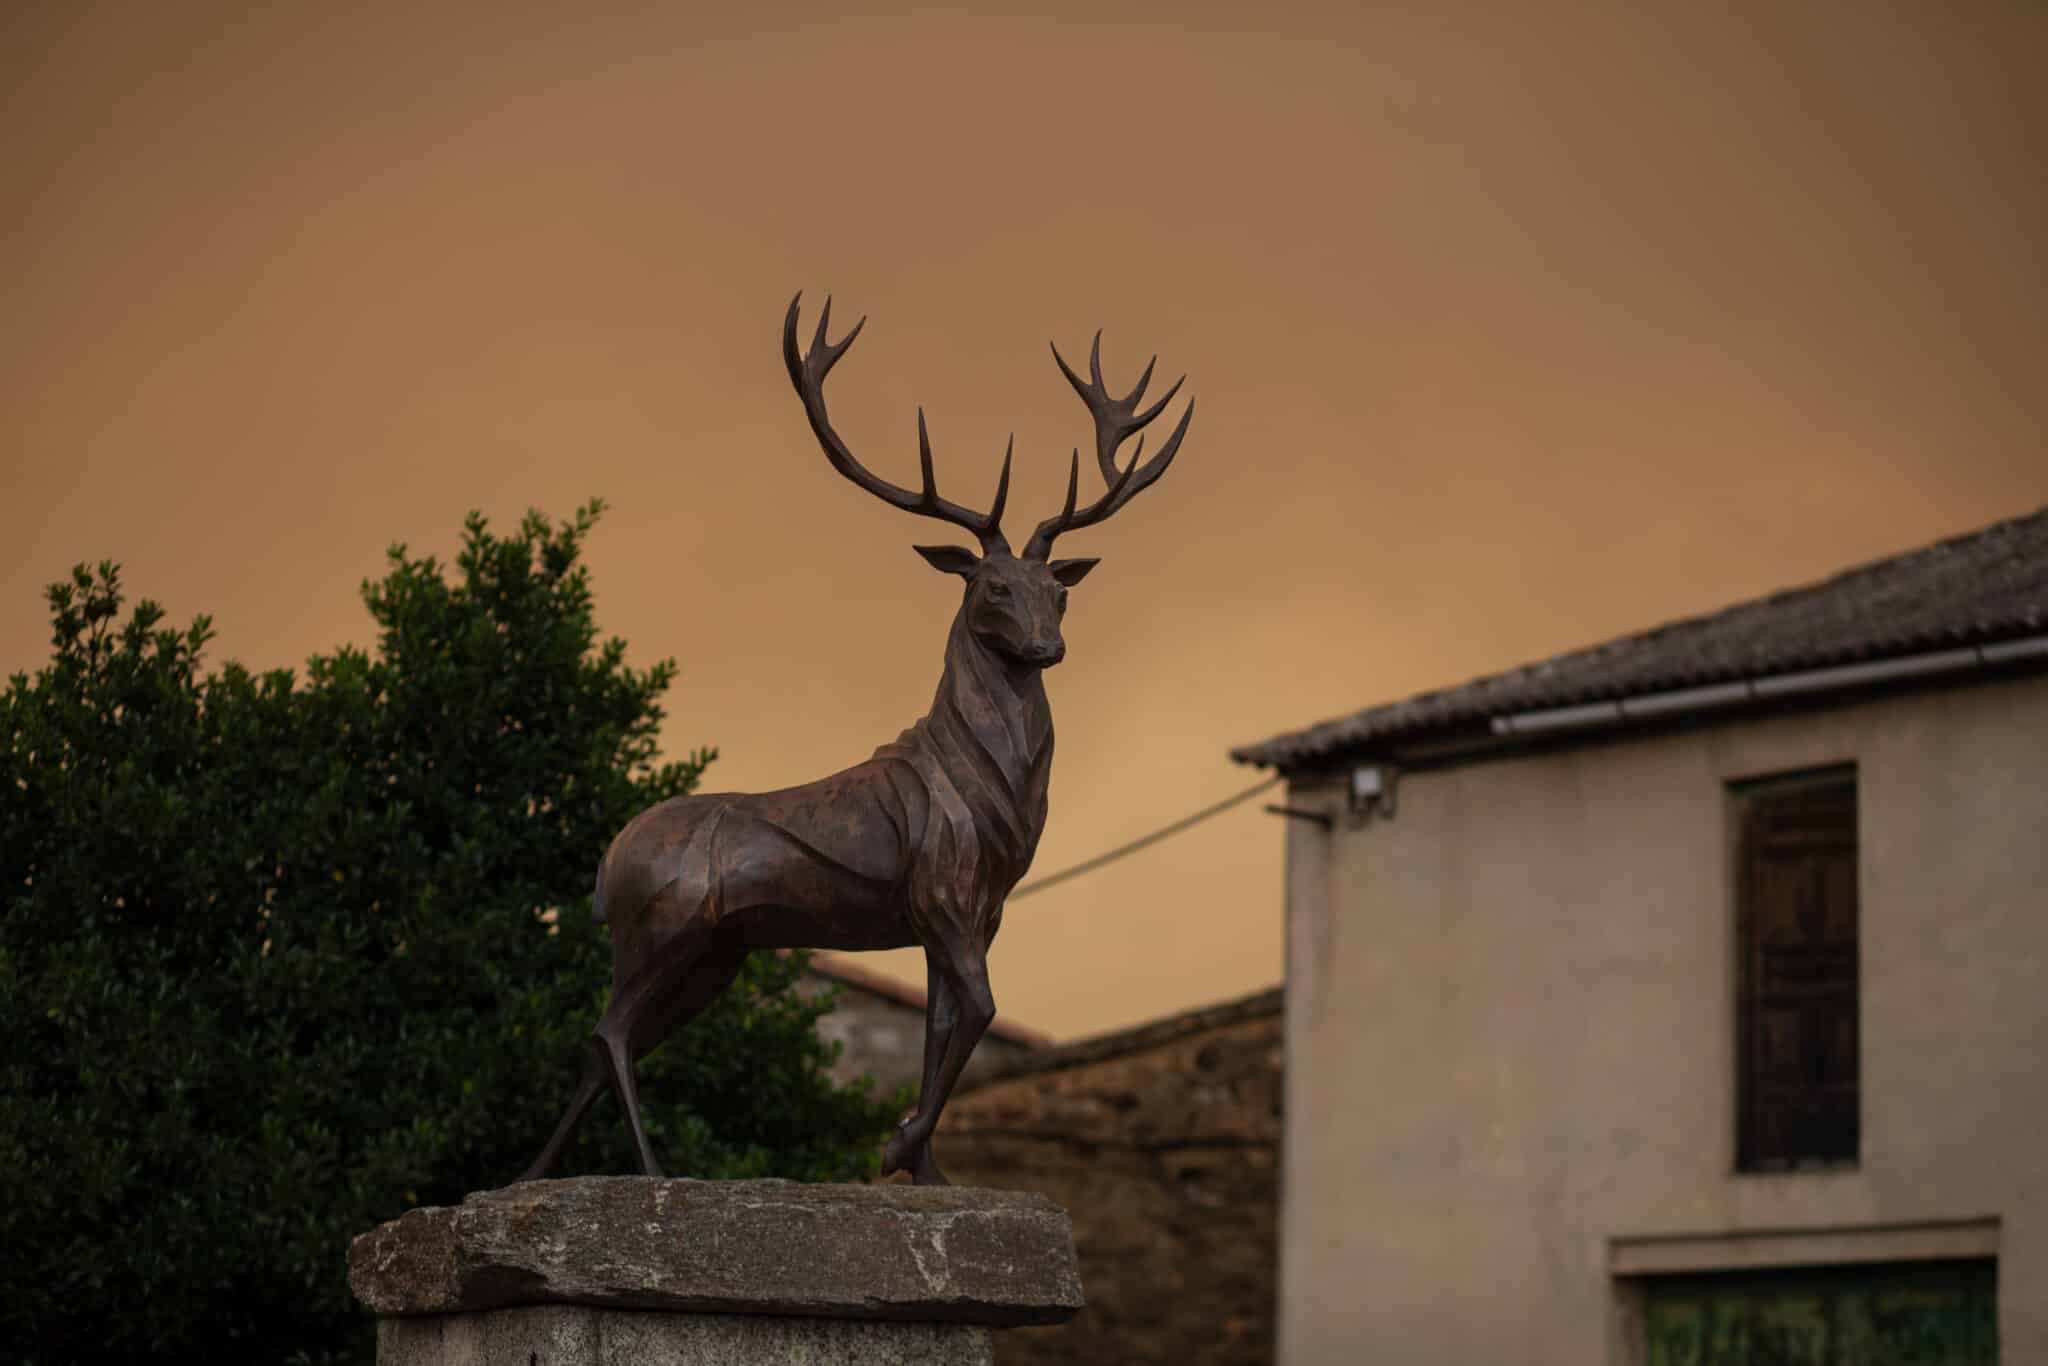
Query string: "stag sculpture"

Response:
xmin=518 ymin=294 xmax=1193 ymax=1187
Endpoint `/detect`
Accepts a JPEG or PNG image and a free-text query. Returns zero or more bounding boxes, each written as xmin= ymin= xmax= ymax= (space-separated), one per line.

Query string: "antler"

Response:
xmin=1024 ymin=332 xmax=1193 ymax=560
xmin=783 ymin=293 xmax=1013 ymax=554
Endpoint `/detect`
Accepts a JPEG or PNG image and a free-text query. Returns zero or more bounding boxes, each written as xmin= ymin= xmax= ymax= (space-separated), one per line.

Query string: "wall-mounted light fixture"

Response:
xmin=1349 ymin=764 xmax=1397 ymax=822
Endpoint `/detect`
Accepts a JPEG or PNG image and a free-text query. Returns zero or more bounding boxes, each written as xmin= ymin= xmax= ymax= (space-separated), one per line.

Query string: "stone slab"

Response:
xmin=378 ymin=1305 xmax=993 ymax=1366
xmin=348 ymin=1177 xmax=1082 ymax=1327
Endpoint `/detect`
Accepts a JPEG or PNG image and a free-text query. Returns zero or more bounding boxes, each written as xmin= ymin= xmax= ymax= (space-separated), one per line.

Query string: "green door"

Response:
xmin=1643 ymin=1260 xmax=1996 ymax=1365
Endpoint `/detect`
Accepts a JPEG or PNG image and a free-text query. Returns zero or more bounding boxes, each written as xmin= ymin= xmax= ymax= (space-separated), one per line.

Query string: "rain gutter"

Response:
xmin=1489 ymin=635 xmax=2048 ymax=738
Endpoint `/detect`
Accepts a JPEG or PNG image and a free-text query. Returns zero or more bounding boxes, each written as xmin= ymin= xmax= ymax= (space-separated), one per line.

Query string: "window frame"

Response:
xmin=1729 ymin=763 xmax=1862 ymax=1174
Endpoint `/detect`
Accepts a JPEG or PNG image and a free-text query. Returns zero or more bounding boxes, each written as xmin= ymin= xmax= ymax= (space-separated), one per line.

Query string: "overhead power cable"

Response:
xmin=1007 ymin=775 xmax=1283 ymax=901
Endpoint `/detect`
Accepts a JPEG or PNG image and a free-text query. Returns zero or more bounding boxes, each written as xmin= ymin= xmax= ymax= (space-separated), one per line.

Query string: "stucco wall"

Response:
xmin=1279 ymin=673 xmax=2048 ymax=1364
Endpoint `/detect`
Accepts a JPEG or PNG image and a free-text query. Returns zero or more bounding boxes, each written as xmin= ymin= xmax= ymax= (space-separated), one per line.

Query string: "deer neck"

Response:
xmin=921 ymin=610 xmax=1055 ymax=856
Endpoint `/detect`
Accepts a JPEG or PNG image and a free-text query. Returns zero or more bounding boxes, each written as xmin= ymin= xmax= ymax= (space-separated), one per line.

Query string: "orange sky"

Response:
xmin=5 ymin=2 xmax=2044 ymax=1038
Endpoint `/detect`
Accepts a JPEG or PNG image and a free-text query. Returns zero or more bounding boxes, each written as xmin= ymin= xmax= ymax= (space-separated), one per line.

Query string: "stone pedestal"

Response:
xmin=348 ymin=1177 xmax=1084 ymax=1365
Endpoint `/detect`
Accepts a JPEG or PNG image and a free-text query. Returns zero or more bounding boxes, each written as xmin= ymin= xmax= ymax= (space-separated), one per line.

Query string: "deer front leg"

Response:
xmin=889 ymin=959 xmax=957 ymax=1185
xmin=882 ymin=948 xmax=993 ymax=1185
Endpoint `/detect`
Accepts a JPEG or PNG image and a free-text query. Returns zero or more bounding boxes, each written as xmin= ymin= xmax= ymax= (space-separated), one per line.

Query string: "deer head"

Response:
xmin=782 ymin=294 xmax=1193 ymax=672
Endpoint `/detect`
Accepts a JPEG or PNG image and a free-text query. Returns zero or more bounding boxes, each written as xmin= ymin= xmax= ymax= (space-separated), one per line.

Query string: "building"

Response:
xmin=1233 ymin=508 xmax=2047 ymax=1364
xmin=794 ymin=951 xmax=1051 ymax=1095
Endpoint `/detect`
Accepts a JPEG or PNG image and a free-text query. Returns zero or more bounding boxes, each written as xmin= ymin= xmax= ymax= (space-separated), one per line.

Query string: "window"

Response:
xmin=1732 ymin=767 xmax=1858 ymax=1170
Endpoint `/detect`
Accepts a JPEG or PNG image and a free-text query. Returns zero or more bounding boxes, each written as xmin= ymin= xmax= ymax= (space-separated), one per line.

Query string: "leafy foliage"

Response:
xmin=0 ymin=503 xmax=901 ymax=1362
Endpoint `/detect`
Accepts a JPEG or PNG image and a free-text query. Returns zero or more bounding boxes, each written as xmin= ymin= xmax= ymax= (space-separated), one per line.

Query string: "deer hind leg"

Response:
xmin=516 ymin=1041 xmax=609 ymax=1183
xmin=593 ymin=1008 xmax=664 ymax=1177
xmin=594 ymin=930 xmax=751 ymax=1180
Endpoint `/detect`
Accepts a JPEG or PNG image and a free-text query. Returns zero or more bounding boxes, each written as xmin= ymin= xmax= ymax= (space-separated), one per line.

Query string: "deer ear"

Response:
xmin=913 ymin=544 xmax=981 ymax=578
xmin=1048 ymin=557 xmax=1099 ymax=587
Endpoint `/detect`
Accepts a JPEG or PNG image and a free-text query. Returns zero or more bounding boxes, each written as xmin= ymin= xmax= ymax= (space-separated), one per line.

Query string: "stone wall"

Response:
xmin=926 ymin=988 xmax=1284 ymax=1366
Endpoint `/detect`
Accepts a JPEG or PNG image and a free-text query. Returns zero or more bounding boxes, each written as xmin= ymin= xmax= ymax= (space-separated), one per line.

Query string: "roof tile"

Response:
xmin=1232 ymin=505 xmax=2048 ymax=769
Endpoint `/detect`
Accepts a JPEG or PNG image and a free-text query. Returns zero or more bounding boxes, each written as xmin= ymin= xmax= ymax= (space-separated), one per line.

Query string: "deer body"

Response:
xmin=593 ymin=609 xmax=1054 ymax=962
xmin=518 ymin=294 xmax=1190 ymax=1186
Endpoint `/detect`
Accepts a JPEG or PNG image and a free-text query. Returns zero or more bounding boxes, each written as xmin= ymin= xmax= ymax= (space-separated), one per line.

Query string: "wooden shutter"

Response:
xmin=1735 ymin=770 xmax=1859 ymax=1170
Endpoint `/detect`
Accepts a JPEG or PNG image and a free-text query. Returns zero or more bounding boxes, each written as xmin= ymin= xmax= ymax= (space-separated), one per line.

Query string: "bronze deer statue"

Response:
xmin=517 ymin=294 xmax=1192 ymax=1187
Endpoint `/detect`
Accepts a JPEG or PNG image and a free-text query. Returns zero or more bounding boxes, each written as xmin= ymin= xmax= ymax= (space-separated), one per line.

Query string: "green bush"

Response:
xmin=0 ymin=502 xmax=902 ymax=1363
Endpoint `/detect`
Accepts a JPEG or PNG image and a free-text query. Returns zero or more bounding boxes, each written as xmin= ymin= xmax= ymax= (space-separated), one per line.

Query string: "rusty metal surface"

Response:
xmin=518 ymin=295 xmax=1193 ymax=1187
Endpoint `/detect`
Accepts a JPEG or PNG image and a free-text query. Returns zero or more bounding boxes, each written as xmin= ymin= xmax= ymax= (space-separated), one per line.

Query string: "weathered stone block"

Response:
xmin=348 ymin=1177 xmax=1083 ymax=1328
xmin=376 ymin=1305 xmax=993 ymax=1366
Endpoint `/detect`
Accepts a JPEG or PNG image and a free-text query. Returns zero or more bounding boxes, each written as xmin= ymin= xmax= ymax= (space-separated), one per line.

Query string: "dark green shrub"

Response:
xmin=0 ymin=502 xmax=900 ymax=1363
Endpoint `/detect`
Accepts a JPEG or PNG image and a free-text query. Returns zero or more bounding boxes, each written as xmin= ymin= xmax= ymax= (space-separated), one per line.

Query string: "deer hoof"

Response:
xmin=880 ymin=1127 xmax=916 ymax=1177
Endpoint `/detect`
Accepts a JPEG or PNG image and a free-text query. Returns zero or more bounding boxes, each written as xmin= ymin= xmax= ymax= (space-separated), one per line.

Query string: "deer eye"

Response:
xmin=985 ymin=582 xmax=1009 ymax=600
xmin=1055 ymin=588 xmax=1068 ymax=613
